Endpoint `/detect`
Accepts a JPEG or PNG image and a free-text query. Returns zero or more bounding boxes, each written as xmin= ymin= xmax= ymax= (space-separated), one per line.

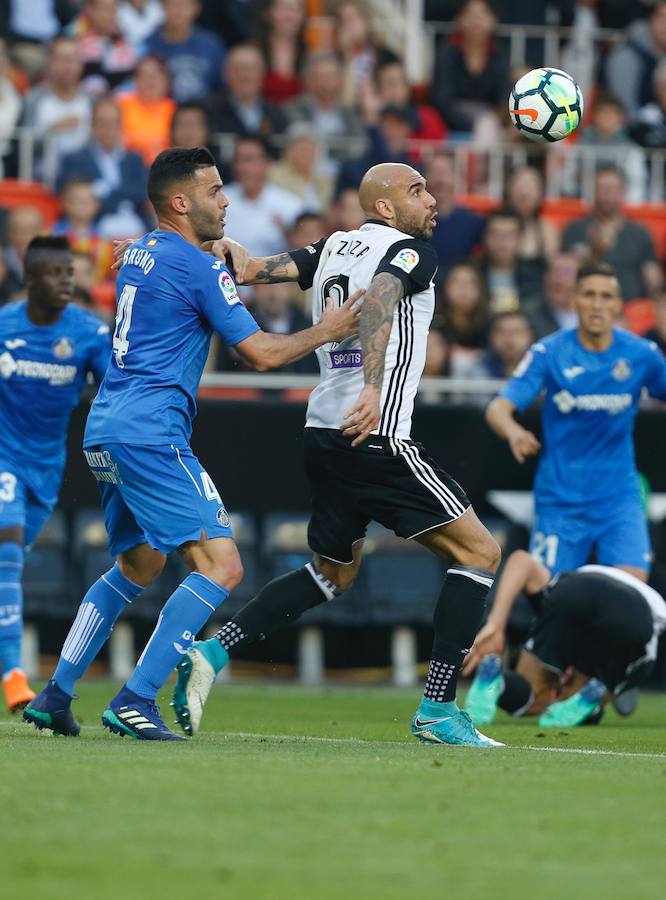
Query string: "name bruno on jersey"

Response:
xmin=291 ymin=221 xmax=438 ymax=440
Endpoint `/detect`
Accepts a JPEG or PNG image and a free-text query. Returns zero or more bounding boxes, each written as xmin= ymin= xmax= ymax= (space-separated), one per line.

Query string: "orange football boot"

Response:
xmin=3 ymin=669 xmax=36 ymax=713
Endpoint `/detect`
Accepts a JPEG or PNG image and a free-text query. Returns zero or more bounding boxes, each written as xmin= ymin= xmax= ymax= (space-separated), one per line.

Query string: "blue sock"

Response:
xmin=54 ymin=564 xmax=143 ymax=696
xmin=127 ymin=573 xmax=229 ymax=700
xmin=0 ymin=542 xmax=24 ymax=675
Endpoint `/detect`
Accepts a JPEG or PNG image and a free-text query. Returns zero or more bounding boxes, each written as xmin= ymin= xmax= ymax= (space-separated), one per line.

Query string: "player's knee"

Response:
xmin=118 ymin=552 xmax=166 ymax=587
xmin=197 ymin=557 xmax=244 ymax=591
xmin=316 ymin=559 xmax=358 ymax=592
xmin=477 ymin=535 xmax=501 ymax=574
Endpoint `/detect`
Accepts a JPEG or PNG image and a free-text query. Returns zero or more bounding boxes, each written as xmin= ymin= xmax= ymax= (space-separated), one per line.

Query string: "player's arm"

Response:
xmin=88 ymin=322 xmax=111 ymax=385
xmin=643 ymin=341 xmax=666 ymax=402
xmin=209 ymin=237 xmax=325 ymax=287
xmin=485 ymin=397 xmax=541 ymax=464
xmin=462 ymin=550 xmax=550 ymax=675
xmin=233 ymin=290 xmax=364 ymax=371
xmin=341 ymin=271 xmax=404 ymax=446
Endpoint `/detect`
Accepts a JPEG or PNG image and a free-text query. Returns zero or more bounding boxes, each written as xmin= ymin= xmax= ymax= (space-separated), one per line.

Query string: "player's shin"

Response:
xmin=211 ymin=564 xmax=336 ymax=667
xmin=420 ymin=567 xmax=494 ymax=715
xmin=52 ymin=563 xmax=143 ymax=696
xmin=0 ymin=542 xmax=24 ymax=675
xmin=126 ymin=573 xmax=230 ymax=700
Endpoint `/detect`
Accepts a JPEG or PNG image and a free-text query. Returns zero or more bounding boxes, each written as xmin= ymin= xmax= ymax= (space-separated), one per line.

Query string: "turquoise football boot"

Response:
xmin=539 ymin=678 xmax=606 ymax=728
xmin=464 ymin=654 xmax=504 ymax=726
xmin=172 ymin=639 xmax=228 ymax=736
xmin=411 ymin=699 xmax=504 ymax=747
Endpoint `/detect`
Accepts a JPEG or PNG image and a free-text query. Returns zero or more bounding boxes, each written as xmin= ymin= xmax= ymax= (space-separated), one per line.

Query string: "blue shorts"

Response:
xmin=0 ymin=455 xmax=60 ymax=549
xmin=530 ymin=497 xmax=652 ymax=575
xmin=84 ymin=443 xmax=234 ymax=556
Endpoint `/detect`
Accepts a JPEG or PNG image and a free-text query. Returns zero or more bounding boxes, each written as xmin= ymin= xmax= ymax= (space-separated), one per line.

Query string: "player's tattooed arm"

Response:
xmin=342 ymin=272 xmax=404 ymax=446
xmin=248 ymin=252 xmax=301 ymax=284
xmin=359 ymin=272 xmax=403 ymax=387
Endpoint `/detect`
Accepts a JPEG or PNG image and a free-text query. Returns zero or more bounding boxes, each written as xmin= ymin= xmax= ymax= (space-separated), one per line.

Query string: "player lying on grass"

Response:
xmin=25 ymin=148 xmax=362 ymax=740
xmin=0 ymin=236 xmax=110 ymax=713
xmin=173 ymin=162 xmax=504 ymax=748
xmin=461 ymin=550 xmax=666 ymax=728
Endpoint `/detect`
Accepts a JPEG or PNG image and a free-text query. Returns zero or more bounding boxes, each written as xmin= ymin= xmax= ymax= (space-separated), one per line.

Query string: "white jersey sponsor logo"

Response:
xmin=305 ymin=224 xmax=435 ymax=439
xmin=0 ymin=351 xmax=77 ymax=385
xmin=552 ymin=390 xmax=632 ymax=414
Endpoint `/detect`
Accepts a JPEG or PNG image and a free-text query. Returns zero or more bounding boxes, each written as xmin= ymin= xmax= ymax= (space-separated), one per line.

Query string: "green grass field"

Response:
xmin=2 ymin=681 xmax=665 ymax=900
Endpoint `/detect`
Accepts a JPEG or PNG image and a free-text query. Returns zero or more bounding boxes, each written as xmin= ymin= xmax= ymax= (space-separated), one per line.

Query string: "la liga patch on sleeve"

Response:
xmin=390 ymin=248 xmax=420 ymax=273
xmin=218 ymin=270 xmax=240 ymax=305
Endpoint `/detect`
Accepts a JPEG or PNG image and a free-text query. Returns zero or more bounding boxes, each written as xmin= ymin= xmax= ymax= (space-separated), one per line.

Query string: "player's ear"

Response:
xmin=374 ymin=197 xmax=393 ymax=221
xmin=170 ymin=192 xmax=189 ymax=215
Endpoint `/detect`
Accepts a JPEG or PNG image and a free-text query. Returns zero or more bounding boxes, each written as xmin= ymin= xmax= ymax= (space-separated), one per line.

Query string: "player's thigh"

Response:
xmin=0 ymin=464 xmax=27 ymax=546
xmin=23 ymin=496 xmax=56 ymax=551
xmin=95 ymin=478 xmax=149 ymax=558
xmin=594 ymin=499 xmax=652 ymax=575
xmin=303 ymin=429 xmax=369 ymax=565
xmin=180 ymin=535 xmax=244 ymax=589
xmin=415 ymin=507 xmax=501 ymax=572
xmin=529 ymin=505 xmax=593 ymax=574
xmin=90 ymin=444 xmax=234 ymax=555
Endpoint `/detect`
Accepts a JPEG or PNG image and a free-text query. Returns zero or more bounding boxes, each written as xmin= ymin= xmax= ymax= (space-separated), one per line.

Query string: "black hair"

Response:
xmin=595 ymin=163 xmax=626 ymax=183
xmin=576 ymin=262 xmax=619 ymax=284
xmin=24 ymin=235 xmax=71 ymax=274
xmin=292 ymin=210 xmax=325 ymax=228
xmin=233 ymin=133 xmax=272 ymax=158
xmin=147 ymin=147 xmax=217 ymax=213
xmin=484 ymin=207 xmax=522 ymax=230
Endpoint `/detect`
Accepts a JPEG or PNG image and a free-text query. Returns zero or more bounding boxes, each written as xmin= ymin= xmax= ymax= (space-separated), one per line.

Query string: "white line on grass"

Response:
xmin=3 ymin=721 xmax=665 ymax=760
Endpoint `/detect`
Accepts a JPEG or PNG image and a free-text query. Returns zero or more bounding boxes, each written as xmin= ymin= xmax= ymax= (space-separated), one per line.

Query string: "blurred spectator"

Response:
xmin=437 ymin=261 xmax=489 ymax=351
xmin=53 ymin=178 xmax=114 ymax=284
xmin=22 ymin=37 xmax=91 ymax=182
xmin=0 ymin=249 xmax=22 ymax=305
xmin=423 ymin=328 xmax=451 ymax=377
xmin=269 ymin=123 xmax=334 ymax=210
xmin=146 ymin=0 xmax=225 ymax=103
xmin=327 ymin=186 xmax=365 ymax=232
xmin=68 ymin=0 xmax=139 ymax=95
xmin=1 ymin=0 xmax=78 ymax=44
xmin=169 ymin=101 xmax=224 ymax=172
xmin=526 ymin=252 xmax=580 ymax=339
xmin=288 ymin=210 xmax=326 ymax=249
xmin=286 ymin=52 xmax=365 ymax=166
xmin=430 ymin=0 xmax=509 ymax=135
xmin=606 ymin=0 xmax=666 ymax=123
xmin=464 ymin=311 xmax=534 ymax=379
xmin=644 ymin=293 xmax=666 ymax=354
xmin=479 ymin=209 xmax=541 ymax=312
xmin=207 ymin=44 xmax=288 ymax=142
xmin=254 ymin=0 xmax=307 ymax=104
xmin=117 ymin=56 xmax=176 ymax=165
xmin=71 ymin=247 xmax=115 ymax=317
xmin=374 ymin=58 xmax=447 ymax=147
xmin=632 ymin=59 xmax=666 ymax=149
xmin=117 ymin=0 xmax=165 ymax=51
xmin=505 ymin=166 xmax=559 ymax=262
xmin=335 ymin=104 xmax=413 ymax=193
xmin=250 ymin=282 xmax=318 ymax=372
xmin=556 ymin=93 xmax=646 ymax=204
xmin=425 ymin=151 xmax=484 ymax=286
xmin=561 ymin=166 xmax=662 ymax=300
xmin=198 ymin=0 xmax=253 ymax=47
xmin=333 ymin=0 xmax=398 ymax=107
xmin=3 ymin=206 xmax=45 ymax=287
xmin=0 ymin=37 xmax=21 ymax=178
xmin=58 ymin=98 xmax=148 ymax=237
xmin=223 ymin=136 xmax=304 ymax=257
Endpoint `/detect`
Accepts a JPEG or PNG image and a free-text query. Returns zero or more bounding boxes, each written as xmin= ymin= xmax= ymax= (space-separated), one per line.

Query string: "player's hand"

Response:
xmin=341 ymin=384 xmax=380 ymax=447
xmin=508 ymin=427 xmax=541 ymax=464
xmin=462 ymin=621 xmax=505 ymax=676
xmin=209 ymin=237 xmax=250 ymax=282
xmin=111 ymin=238 xmax=133 ymax=272
xmin=320 ymin=289 xmax=365 ymax=342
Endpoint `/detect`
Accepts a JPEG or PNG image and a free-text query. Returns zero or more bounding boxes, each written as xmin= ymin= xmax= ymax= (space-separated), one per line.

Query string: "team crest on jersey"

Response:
xmin=612 ymin=358 xmax=631 ymax=381
xmin=216 ymin=506 xmax=230 ymax=527
xmin=218 ymin=270 xmax=240 ymax=305
xmin=52 ymin=337 xmax=74 ymax=360
xmin=390 ymin=248 xmax=419 ymax=273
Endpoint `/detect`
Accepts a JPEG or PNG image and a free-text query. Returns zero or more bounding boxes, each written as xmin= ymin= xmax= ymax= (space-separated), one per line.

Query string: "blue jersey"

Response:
xmin=84 ymin=231 xmax=260 ymax=448
xmin=501 ymin=328 xmax=666 ymax=505
xmin=0 ymin=300 xmax=110 ymax=468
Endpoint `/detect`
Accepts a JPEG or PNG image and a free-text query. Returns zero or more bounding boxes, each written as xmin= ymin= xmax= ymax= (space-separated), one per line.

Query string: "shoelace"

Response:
xmin=457 ymin=709 xmax=481 ymax=738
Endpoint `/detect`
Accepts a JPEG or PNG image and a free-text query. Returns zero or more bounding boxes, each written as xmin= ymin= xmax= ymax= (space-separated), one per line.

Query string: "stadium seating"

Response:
xmin=0 ymin=179 xmax=60 ymax=225
xmin=23 ymin=509 xmax=71 ymax=617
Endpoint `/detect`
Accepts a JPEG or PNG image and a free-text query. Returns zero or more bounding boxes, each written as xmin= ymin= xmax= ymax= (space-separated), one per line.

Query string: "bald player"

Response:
xmin=175 ymin=163 xmax=504 ymax=748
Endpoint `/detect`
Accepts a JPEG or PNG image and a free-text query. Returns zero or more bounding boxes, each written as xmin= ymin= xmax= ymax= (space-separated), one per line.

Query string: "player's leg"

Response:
xmin=594 ymin=496 xmax=652 ymax=582
xmin=24 ymin=483 xmax=159 ymax=735
xmin=98 ymin=444 xmax=242 ymax=740
xmin=408 ymin=508 xmax=504 ymax=746
xmin=529 ymin=504 xmax=594 ymax=575
xmin=0 ymin=466 xmax=33 ymax=713
xmin=173 ymin=432 xmax=369 ymax=735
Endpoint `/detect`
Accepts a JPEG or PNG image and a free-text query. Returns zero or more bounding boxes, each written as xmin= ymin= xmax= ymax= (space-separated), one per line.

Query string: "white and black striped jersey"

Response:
xmin=290 ymin=221 xmax=438 ymax=439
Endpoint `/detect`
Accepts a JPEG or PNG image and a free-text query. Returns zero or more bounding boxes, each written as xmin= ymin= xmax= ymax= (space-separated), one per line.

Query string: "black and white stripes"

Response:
xmin=379 ymin=295 xmax=414 ymax=438
xmin=392 ymin=438 xmax=467 ymax=520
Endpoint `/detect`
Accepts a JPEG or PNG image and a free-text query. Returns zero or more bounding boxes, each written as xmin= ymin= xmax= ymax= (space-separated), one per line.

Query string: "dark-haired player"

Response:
xmin=0 ymin=236 xmax=110 ymax=712
xmin=25 ymin=148 xmax=360 ymax=740
xmin=468 ymin=263 xmax=666 ymax=720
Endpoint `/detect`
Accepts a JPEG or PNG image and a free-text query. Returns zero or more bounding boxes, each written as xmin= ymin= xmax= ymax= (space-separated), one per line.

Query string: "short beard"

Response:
xmin=190 ymin=202 xmax=223 ymax=244
xmin=394 ymin=211 xmax=432 ymax=241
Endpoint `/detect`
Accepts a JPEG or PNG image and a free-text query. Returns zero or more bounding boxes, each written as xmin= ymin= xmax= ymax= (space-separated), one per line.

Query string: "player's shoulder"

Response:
xmin=65 ymin=304 xmax=110 ymax=340
xmin=530 ymin=329 xmax=563 ymax=355
xmin=0 ymin=299 xmax=25 ymax=322
xmin=380 ymin=229 xmax=438 ymax=277
xmin=613 ymin=327 xmax=661 ymax=359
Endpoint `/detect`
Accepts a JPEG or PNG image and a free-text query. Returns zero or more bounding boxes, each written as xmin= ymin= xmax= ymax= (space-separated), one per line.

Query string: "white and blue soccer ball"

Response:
xmin=509 ymin=67 xmax=584 ymax=143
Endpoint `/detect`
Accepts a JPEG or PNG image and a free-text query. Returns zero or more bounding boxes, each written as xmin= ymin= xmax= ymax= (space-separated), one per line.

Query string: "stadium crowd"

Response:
xmin=2 ymin=0 xmax=666 ymax=380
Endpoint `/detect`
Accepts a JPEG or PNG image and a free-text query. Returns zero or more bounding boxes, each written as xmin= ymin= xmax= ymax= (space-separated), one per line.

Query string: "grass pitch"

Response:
xmin=2 ymin=682 xmax=665 ymax=900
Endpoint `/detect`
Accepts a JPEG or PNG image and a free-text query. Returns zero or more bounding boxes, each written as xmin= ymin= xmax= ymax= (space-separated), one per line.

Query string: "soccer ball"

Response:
xmin=509 ymin=67 xmax=584 ymax=143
